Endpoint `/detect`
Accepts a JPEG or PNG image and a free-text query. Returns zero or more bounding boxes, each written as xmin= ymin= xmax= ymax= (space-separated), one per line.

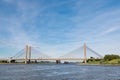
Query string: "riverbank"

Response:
xmin=80 ymin=63 xmax=120 ymax=66
xmin=86 ymin=59 xmax=120 ymax=66
xmin=0 ymin=62 xmax=120 ymax=66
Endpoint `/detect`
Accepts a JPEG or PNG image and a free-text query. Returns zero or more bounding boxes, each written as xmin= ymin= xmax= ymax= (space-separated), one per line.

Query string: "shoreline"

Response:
xmin=77 ymin=63 xmax=120 ymax=66
xmin=0 ymin=63 xmax=120 ymax=66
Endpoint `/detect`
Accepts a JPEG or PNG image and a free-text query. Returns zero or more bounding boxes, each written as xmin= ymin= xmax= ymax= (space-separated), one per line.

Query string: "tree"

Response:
xmin=104 ymin=54 xmax=120 ymax=61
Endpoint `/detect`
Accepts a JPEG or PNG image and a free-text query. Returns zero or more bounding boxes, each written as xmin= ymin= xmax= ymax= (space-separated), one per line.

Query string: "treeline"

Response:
xmin=87 ymin=54 xmax=120 ymax=64
xmin=0 ymin=60 xmax=8 ymax=63
xmin=104 ymin=54 xmax=120 ymax=61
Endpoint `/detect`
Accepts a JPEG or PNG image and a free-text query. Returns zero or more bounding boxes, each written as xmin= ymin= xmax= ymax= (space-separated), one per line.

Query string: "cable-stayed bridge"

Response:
xmin=2 ymin=43 xmax=102 ymax=64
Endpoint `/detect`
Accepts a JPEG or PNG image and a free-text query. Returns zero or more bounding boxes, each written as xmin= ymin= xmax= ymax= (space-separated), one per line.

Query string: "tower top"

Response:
xmin=84 ymin=43 xmax=86 ymax=46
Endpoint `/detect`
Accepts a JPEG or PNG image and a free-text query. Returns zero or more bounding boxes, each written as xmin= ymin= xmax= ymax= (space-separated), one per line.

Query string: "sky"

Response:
xmin=0 ymin=0 xmax=120 ymax=58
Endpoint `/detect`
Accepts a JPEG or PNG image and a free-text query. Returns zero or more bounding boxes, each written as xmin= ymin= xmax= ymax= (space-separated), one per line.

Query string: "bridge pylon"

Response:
xmin=28 ymin=46 xmax=31 ymax=63
xmin=25 ymin=45 xmax=31 ymax=64
xmin=84 ymin=43 xmax=87 ymax=64
xmin=25 ymin=45 xmax=28 ymax=64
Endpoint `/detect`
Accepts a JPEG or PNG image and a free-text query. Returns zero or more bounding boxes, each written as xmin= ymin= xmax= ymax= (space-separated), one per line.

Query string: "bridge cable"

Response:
xmin=86 ymin=46 xmax=103 ymax=58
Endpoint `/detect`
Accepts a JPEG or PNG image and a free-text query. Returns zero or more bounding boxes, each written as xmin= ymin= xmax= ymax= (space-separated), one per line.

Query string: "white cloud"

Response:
xmin=100 ymin=27 xmax=119 ymax=36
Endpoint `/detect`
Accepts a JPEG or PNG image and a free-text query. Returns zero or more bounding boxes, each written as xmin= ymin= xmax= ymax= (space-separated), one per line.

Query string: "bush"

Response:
xmin=118 ymin=60 xmax=120 ymax=64
xmin=0 ymin=60 xmax=8 ymax=63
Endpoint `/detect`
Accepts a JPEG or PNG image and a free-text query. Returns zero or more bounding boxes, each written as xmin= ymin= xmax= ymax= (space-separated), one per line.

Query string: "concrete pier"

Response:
xmin=56 ymin=60 xmax=61 ymax=64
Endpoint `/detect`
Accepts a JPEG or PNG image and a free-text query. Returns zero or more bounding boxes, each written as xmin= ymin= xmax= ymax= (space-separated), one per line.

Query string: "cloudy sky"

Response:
xmin=0 ymin=0 xmax=120 ymax=58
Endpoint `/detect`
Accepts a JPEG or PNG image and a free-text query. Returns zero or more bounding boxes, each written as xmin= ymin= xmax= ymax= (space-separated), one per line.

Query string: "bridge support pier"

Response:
xmin=56 ymin=60 xmax=61 ymax=64
xmin=8 ymin=60 xmax=11 ymax=63
xmin=35 ymin=60 xmax=37 ymax=63
xmin=27 ymin=59 xmax=30 ymax=64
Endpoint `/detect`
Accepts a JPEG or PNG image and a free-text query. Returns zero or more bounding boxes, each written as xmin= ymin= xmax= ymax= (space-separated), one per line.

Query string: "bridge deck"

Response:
xmin=6 ymin=58 xmax=97 ymax=60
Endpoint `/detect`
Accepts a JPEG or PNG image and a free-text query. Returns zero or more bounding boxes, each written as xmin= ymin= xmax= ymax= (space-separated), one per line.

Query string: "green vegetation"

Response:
xmin=87 ymin=54 xmax=120 ymax=65
xmin=104 ymin=54 xmax=120 ymax=61
xmin=87 ymin=58 xmax=102 ymax=64
xmin=102 ymin=54 xmax=120 ymax=65
xmin=0 ymin=60 xmax=8 ymax=63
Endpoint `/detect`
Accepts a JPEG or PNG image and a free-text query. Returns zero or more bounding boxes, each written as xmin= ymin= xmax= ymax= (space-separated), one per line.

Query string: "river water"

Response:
xmin=0 ymin=64 xmax=120 ymax=80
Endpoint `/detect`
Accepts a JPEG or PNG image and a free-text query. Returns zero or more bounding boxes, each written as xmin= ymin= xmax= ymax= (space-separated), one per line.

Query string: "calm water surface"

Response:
xmin=0 ymin=64 xmax=120 ymax=80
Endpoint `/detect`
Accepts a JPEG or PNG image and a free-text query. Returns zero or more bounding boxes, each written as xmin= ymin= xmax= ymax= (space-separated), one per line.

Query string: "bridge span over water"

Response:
xmin=0 ymin=43 xmax=103 ymax=64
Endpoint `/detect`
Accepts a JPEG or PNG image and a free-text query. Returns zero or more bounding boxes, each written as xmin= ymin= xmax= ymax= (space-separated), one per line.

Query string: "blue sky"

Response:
xmin=0 ymin=0 xmax=120 ymax=58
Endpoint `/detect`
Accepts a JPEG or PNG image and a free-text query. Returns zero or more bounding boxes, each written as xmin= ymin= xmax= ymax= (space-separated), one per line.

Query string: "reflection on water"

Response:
xmin=0 ymin=64 xmax=120 ymax=80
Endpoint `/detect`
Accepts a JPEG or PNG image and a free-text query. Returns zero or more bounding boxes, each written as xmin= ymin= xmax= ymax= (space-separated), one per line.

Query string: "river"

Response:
xmin=0 ymin=64 xmax=120 ymax=80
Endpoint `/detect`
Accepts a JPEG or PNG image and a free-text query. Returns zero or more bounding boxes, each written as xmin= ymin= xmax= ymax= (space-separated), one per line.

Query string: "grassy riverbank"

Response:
xmin=87 ymin=59 xmax=120 ymax=65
